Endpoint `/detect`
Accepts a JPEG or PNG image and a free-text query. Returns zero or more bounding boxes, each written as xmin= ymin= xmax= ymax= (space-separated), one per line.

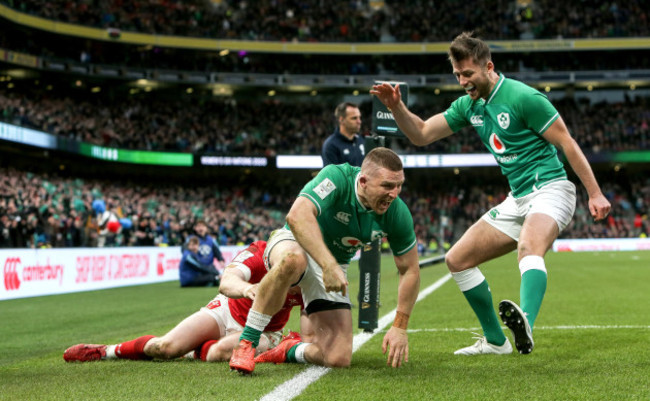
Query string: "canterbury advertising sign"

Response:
xmin=0 ymin=246 xmax=245 ymax=301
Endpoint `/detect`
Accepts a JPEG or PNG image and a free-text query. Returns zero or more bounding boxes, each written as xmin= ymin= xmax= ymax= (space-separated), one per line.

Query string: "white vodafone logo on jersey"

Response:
xmin=489 ymin=133 xmax=506 ymax=154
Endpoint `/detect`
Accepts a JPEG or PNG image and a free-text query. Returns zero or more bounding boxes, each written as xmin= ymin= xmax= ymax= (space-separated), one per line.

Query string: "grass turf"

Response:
xmin=1 ymin=251 xmax=649 ymax=400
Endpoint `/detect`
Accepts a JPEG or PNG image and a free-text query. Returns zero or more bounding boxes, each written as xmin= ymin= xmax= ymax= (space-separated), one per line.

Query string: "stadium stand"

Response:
xmin=3 ymin=0 xmax=648 ymax=41
xmin=1 ymin=165 xmax=647 ymax=249
xmin=1 ymin=86 xmax=649 ymax=155
xmin=0 ymin=165 xmax=295 ymax=248
xmin=1 ymin=0 xmax=649 ymax=250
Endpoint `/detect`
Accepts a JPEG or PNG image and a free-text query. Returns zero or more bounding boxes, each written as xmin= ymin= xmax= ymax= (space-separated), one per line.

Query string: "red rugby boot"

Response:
xmin=63 ymin=344 xmax=107 ymax=362
xmin=229 ymin=339 xmax=255 ymax=374
xmin=254 ymin=331 xmax=302 ymax=364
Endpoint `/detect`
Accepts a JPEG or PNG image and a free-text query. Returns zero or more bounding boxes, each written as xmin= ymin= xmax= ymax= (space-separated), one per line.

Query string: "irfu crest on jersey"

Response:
xmin=497 ymin=112 xmax=510 ymax=129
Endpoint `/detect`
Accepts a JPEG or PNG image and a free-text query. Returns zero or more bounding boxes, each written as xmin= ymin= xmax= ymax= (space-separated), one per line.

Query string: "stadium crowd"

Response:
xmin=2 ymin=21 xmax=649 ymax=75
xmin=1 ymin=87 xmax=649 ymax=156
xmin=0 ymin=166 xmax=647 ymax=250
xmin=0 ymin=166 xmax=294 ymax=249
xmin=2 ymin=0 xmax=649 ymax=76
xmin=3 ymin=0 xmax=648 ymax=41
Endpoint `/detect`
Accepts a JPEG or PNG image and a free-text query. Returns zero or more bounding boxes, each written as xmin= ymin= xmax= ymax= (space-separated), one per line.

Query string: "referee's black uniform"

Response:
xmin=321 ymin=127 xmax=365 ymax=167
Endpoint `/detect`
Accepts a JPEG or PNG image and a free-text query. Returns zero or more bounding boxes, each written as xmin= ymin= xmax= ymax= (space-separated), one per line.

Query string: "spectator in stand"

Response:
xmin=187 ymin=219 xmax=225 ymax=276
xmin=179 ymin=236 xmax=221 ymax=287
xmin=134 ymin=213 xmax=156 ymax=246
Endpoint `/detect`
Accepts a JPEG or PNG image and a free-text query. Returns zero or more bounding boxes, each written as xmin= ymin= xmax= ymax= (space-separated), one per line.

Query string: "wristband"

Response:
xmin=392 ymin=311 xmax=409 ymax=330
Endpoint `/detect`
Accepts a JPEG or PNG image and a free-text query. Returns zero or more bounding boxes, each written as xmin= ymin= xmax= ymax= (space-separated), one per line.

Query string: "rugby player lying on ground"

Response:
xmin=64 ymin=241 xmax=311 ymax=363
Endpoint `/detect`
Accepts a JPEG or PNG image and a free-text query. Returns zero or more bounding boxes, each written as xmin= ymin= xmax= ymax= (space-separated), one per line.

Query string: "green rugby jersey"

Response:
xmin=443 ymin=74 xmax=567 ymax=197
xmin=292 ymin=163 xmax=417 ymax=265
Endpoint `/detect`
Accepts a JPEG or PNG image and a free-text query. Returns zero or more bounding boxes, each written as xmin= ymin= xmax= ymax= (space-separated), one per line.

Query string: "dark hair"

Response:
xmin=194 ymin=219 xmax=207 ymax=227
xmin=334 ymin=102 xmax=359 ymax=121
xmin=448 ymin=31 xmax=491 ymax=66
xmin=361 ymin=147 xmax=403 ymax=172
xmin=187 ymin=236 xmax=200 ymax=245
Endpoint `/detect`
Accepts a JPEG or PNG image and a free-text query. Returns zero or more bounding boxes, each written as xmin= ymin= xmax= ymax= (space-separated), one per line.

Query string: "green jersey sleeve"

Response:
xmin=518 ymin=92 xmax=560 ymax=135
xmin=443 ymin=96 xmax=472 ymax=133
xmin=298 ymin=164 xmax=345 ymax=215
xmin=384 ymin=198 xmax=417 ymax=256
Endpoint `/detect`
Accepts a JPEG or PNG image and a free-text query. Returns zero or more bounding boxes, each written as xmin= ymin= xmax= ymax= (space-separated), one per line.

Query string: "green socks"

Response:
xmin=520 ymin=268 xmax=547 ymax=328
xmin=240 ymin=326 xmax=263 ymax=348
xmin=462 ymin=280 xmax=507 ymax=346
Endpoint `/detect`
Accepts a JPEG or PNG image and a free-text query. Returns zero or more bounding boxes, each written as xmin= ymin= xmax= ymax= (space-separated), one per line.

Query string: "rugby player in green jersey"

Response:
xmin=371 ymin=32 xmax=610 ymax=355
xmin=229 ymin=147 xmax=420 ymax=374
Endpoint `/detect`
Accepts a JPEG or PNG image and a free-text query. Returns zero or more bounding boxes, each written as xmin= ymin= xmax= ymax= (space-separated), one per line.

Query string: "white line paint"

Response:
xmin=403 ymin=325 xmax=650 ymax=333
xmin=259 ymin=273 xmax=453 ymax=401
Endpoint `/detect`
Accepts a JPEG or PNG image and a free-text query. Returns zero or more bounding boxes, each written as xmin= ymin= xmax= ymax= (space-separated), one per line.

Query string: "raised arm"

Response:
xmin=542 ymin=117 xmax=611 ymax=221
xmin=370 ymin=82 xmax=454 ymax=146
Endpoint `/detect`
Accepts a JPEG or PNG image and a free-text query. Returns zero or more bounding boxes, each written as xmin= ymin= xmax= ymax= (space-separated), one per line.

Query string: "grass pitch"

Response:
xmin=1 ymin=251 xmax=649 ymax=400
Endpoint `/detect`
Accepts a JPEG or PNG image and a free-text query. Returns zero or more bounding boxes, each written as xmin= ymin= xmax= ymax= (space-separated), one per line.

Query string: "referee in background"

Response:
xmin=321 ymin=102 xmax=365 ymax=165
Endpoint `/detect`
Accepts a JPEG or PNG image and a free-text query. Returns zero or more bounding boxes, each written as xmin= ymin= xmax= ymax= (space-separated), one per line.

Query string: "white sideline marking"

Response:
xmin=258 ymin=273 xmax=453 ymax=401
xmin=404 ymin=325 xmax=650 ymax=333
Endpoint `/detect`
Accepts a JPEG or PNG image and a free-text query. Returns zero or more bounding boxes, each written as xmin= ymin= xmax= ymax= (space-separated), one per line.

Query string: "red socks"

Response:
xmin=195 ymin=340 xmax=218 ymax=361
xmin=116 ymin=335 xmax=155 ymax=360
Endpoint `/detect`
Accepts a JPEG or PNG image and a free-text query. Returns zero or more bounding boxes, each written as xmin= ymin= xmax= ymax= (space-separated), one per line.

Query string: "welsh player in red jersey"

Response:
xmin=63 ymin=241 xmax=308 ymax=363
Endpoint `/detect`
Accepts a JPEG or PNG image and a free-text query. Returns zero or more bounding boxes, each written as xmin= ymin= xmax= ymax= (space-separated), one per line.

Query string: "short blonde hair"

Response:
xmin=361 ymin=147 xmax=403 ymax=174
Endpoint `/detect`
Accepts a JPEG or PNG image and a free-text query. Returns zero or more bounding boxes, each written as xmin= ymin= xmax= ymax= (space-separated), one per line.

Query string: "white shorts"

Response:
xmin=264 ymin=227 xmax=351 ymax=313
xmin=200 ymin=294 xmax=282 ymax=348
xmin=481 ymin=180 xmax=577 ymax=241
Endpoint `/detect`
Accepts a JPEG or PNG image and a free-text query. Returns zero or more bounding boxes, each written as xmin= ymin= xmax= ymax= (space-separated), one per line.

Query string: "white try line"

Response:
xmin=259 ymin=273 xmax=453 ymax=401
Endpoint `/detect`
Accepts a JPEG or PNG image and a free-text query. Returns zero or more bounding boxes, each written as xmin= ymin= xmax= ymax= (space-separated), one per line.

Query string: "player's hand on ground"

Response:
xmin=369 ymin=82 xmax=402 ymax=110
xmin=322 ymin=264 xmax=348 ymax=296
xmin=383 ymin=326 xmax=408 ymax=368
xmin=589 ymin=194 xmax=611 ymax=221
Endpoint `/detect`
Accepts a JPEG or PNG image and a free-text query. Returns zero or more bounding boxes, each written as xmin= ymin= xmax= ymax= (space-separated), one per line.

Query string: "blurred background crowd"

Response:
xmin=1 ymin=0 xmax=649 ymax=251
xmin=1 ymin=88 xmax=648 ymax=156
xmin=1 ymin=166 xmax=648 ymax=250
xmin=4 ymin=0 xmax=648 ymax=42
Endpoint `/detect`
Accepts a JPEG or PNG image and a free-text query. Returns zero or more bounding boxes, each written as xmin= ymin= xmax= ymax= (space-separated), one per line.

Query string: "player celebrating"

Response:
xmin=63 ymin=241 xmax=307 ymax=363
xmin=229 ymin=147 xmax=420 ymax=374
xmin=370 ymin=32 xmax=610 ymax=355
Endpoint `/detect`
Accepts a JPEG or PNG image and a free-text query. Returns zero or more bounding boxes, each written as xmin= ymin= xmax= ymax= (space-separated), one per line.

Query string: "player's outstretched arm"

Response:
xmin=370 ymin=82 xmax=454 ymax=146
xmin=382 ymin=247 xmax=420 ymax=368
xmin=542 ymin=118 xmax=611 ymax=221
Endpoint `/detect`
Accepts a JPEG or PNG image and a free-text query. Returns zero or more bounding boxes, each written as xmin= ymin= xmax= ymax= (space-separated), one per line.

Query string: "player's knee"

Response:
xmin=152 ymin=338 xmax=184 ymax=359
xmin=445 ymin=250 xmax=467 ymax=272
xmin=517 ymin=240 xmax=539 ymax=259
xmin=206 ymin=343 xmax=230 ymax=362
xmin=273 ymin=251 xmax=306 ymax=279
xmin=324 ymin=352 xmax=351 ymax=368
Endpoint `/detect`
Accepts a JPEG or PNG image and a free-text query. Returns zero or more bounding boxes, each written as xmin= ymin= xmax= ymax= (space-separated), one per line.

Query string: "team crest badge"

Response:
xmin=497 ymin=112 xmax=510 ymax=129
